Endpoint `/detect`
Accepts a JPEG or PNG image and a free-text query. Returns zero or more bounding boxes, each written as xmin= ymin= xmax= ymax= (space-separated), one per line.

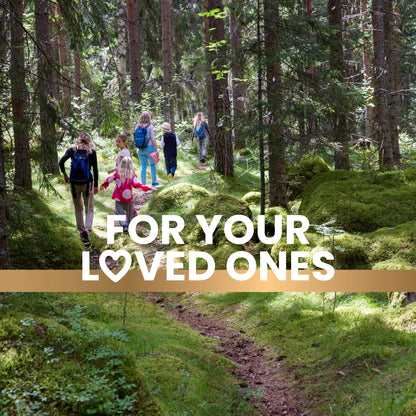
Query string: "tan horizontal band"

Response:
xmin=0 ymin=270 xmax=415 ymax=292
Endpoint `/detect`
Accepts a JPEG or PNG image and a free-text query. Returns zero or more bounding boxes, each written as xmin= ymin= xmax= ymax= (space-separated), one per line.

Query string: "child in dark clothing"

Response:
xmin=160 ymin=122 xmax=180 ymax=182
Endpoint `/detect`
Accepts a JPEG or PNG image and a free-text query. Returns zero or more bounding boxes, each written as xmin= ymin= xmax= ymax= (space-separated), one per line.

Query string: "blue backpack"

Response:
xmin=196 ymin=123 xmax=205 ymax=139
xmin=134 ymin=125 xmax=149 ymax=149
xmin=70 ymin=150 xmax=90 ymax=184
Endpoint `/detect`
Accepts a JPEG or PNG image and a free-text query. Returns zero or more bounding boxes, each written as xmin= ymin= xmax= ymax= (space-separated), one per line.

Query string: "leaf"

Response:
xmin=336 ymin=371 xmax=346 ymax=376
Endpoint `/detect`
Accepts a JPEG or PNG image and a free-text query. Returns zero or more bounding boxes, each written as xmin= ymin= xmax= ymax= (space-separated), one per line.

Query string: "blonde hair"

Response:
xmin=118 ymin=157 xmax=134 ymax=182
xmin=193 ymin=112 xmax=205 ymax=130
xmin=136 ymin=111 xmax=151 ymax=128
xmin=117 ymin=133 xmax=128 ymax=149
xmin=73 ymin=132 xmax=93 ymax=153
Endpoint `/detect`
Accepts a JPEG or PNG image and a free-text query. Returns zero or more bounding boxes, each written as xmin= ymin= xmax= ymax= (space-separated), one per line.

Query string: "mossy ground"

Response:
xmin=168 ymin=291 xmax=416 ymax=416
xmin=300 ymin=169 xmax=416 ymax=233
xmin=0 ymin=293 xmax=255 ymax=415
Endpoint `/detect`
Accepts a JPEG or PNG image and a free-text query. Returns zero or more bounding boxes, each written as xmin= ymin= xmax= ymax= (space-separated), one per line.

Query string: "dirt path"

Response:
xmin=148 ymin=294 xmax=309 ymax=416
xmin=96 ymin=179 xmax=309 ymax=415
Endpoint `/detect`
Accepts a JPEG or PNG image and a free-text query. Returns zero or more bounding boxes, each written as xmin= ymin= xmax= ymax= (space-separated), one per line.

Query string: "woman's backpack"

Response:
xmin=134 ymin=125 xmax=149 ymax=149
xmin=196 ymin=123 xmax=205 ymax=139
xmin=70 ymin=150 xmax=91 ymax=184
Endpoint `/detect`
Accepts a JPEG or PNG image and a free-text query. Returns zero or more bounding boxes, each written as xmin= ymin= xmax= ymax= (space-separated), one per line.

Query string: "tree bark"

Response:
xmin=384 ymin=0 xmax=401 ymax=165
xmin=126 ymin=0 xmax=142 ymax=105
xmin=204 ymin=0 xmax=215 ymax=147
xmin=10 ymin=0 xmax=32 ymax=190
xmin=328 ymin=0 xmax=350 ymax=170
xmin=35 ymin=0 xmax=59 ymax=174
xmin=207 ymin=0 xmax=233 ymax=177
xmin=117 ymin=0 xmax=130 ymax=135
xmin=361 ymin=0 xmax=373 ymax=140
xmin=0 ymin=7 xmax=10 ymax=269
xmin=161 ymin=0 xmax=175 ymax=130
xmin=264 ymin=0 xmax=287 ymax=208
xmin=229 ymin=1 xmax=245 ymax=149
xmin=74 ymin=50 xmax=81 ymax=110
xmin=371 ymin=0 xmax=393 ymax=168
xmin=57 ymin=4 xmax=71 ymax=118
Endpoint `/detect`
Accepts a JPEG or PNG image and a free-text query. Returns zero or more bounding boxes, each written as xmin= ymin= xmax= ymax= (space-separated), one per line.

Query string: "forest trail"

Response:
xmin=148 ymin=293 xmax=309 ymax=416
xmin=95 ymin=173 xmax=308 ymax=415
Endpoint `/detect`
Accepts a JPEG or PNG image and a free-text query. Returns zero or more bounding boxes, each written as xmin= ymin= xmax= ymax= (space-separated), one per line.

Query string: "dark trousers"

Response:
xmin=164 ymin=153 xmax=177 ymax=176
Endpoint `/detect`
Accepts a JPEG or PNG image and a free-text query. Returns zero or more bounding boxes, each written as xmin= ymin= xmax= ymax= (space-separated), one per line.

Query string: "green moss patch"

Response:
xmin=300 ymin=169 xmax=416 ymax=232
xmin=143 ymin=183 xmax=211 ymax=216
xmin=242 ymin=191 xmax=261 ymax=205
xmin=365 ymin=221 xmax=416 ymax=268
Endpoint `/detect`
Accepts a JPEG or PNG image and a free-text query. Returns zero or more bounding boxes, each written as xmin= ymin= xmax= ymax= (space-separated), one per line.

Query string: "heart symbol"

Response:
xmin=99 ymin=250 xmax=132 ymax=283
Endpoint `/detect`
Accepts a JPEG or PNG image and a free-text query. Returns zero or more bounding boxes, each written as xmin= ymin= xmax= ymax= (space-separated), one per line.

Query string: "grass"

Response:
xmin=0 ymin=292 xmax=257 ymax=415
xmin=167 ymin=291 xmax=416 ymax=416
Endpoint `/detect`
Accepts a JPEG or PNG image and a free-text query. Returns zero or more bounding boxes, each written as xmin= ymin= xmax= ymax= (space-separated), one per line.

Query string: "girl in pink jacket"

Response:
xmin=101 ymin=157 xmax=151 ymax=231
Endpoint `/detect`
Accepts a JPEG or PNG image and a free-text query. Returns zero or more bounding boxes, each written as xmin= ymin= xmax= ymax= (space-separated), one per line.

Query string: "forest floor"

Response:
xmin=148 ymin=293 xmax=309 ymax=416
xmin=121 ymin=168 xmax=310 ymax=416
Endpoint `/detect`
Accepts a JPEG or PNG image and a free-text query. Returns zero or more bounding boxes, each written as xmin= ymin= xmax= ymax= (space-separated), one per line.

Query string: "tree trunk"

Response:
xmin=126 ymin=0 xmax=142 ymax=105
xmin=257 ymin=0 xmax=265 ymax=214
xmin=117 ymin=0 xmax=130 ymax=135
xmin=35 ymin=0 xmax=59 ymax=174
xmin=161 ymin=0 xmax=175 ymax=130
xmin=204 ymin=0 xmax=215 ymax=148
xmin=10 ymin=0 xmax=32 ymax=190
xmin=207 ymin=0 xmax=233 ymax=177
xmin=57 ymin=5 xmax=71 ymax=118
xmin=361 ymin=0 xmax=373 ymax=140
xmin=384 ymin=0 xmax=401 ymax=165
xmin=371 ymin=0 xmax=393 ymax=168
xmin=74 ymin=50 xmax=81 ymax=110
xmin=264 ymin=0 xmax=287 ymax=208
xmin=328 ymin=0 xmax=350 ymax=170
xmin=49 ymin=2 xmax=59 ymax=101
xmin=229 ymin=1 xmax=245 ymax=149
xmin=0 ymin=8 xmax=10 ymax=269
xmin=303 ymin=0 xmax=315 ymax=145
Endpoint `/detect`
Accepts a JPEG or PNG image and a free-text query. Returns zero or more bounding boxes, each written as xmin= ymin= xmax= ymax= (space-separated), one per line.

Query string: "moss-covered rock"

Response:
xmin=143 ymin=183 xmax=211 ymax=214
xmin=191 ymin=193 xmax=251 ymax=219
xmin=299 ymin=169 xmax=416 ymax=233
xmin=288 ymin=155 xmax=331 ymax=200
xmin=271 ymin=240 xmax=310 ymax=268
xmin=372 ymin=259 xmax=414 ymax=270
xmin=242 ymin=191 xmax=261 ymax=205
xmin=298 ymin=155 xmax=331 ymax=179
xmin=184 ymin=194 xmax=251 ymax=246
xmin=365 ymin=221 xmax=416 ymax=268
xmin=211 ymin=243 xmax=246 ymax=269
xmin=288 ymin=200 xmax=301 ymax=214
xmin=310 ymin=233 xmax=369 ymax=269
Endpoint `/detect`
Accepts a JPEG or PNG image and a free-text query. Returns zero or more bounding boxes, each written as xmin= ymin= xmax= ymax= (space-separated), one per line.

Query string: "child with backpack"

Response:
xmin=160 ymin=122 xmax=180 ymax=182
xmin=100 ymin=157 xmax=152 ymax=232
xmin=107 ymin=133 xmax=131 ymax=174
xmin=59 ymin=132 xmax=99 ymax=246
xmin=134 ymin=111 xmax=159 ymax=186
xmin=191 ymin=112 xmax=211 ymax=164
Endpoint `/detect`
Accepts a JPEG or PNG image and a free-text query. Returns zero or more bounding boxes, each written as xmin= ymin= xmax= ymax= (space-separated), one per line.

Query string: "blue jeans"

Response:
xmin=137 ymin=145 xmax=157 ymax=184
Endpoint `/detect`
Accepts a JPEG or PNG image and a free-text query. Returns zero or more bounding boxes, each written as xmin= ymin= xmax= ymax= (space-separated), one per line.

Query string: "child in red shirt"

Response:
xmin=101 ymin=157 xmax=151 ymax=231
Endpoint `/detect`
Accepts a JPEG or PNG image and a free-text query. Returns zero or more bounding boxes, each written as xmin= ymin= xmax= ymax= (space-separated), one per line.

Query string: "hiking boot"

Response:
xmin=200 ymin=158 xmax=205 ymax=164
xmin=80 ymin=230 xmax=90 ymax=247
xmin=151 ymin=181 xmax=159 ymax=186
xmin=167 ymin=174 xmax=172 ymax=182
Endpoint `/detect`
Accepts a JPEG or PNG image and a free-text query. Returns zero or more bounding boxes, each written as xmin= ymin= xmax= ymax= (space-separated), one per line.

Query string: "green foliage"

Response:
xmin=142 ymin=183 xmax=212 ymax=220
xmin=181 ymin=292 xmax=416 ymax=416
xmin=241 ymin=191 xmax=261 ymax=205
xmin=288 ymin=155 xmax=331 ymax=200
xmin=311 ymin=233 xmax=369 ymax=270
xmin=7 ymin=190 xmax=83 ymax=269
xmin=0 ymin=294 xmax=161 ymax=415
xmin=300 ymin=169 xmax=416 ymax=232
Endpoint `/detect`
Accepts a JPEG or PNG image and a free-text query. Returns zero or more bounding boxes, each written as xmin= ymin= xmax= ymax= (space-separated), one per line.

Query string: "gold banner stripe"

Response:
xmin=0 ymin=270 xmax=415 ymax=292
